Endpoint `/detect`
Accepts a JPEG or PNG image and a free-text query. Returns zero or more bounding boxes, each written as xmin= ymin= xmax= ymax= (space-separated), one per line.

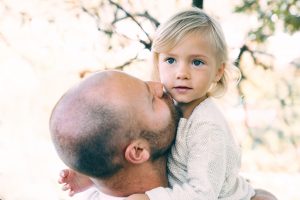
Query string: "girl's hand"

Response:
xmin=58 ymin=169 xmax=94 ymax=196
xmin=125 ymin=193 xmax=150 ymax=200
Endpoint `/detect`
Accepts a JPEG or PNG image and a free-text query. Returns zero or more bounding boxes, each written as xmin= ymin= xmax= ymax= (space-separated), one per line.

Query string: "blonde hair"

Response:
xmin=151 ymin=7 xmax=239 ymax=97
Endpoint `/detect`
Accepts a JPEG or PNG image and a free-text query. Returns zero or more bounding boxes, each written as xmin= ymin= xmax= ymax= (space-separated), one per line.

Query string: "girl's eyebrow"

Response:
xmin=160 ymin=52 xmax=175 ymax=56
xmin=160 ymin=53 xmax=209 ymax=59
xmin=189 ymin=54 xmax=209 ymax=59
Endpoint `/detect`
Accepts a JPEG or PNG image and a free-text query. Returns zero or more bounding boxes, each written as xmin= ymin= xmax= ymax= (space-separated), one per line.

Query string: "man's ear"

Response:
xmin=214 ymin=63 xmax=225 ymax=82
xmin=124 ymin=140 xmax=150 ymax=164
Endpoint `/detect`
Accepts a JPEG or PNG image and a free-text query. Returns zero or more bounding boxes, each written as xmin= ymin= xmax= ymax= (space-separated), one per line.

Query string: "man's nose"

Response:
xmin=176 ymin=62 xmax=190 ymax=80
xmin=147 ymin=81 xmax=164 ymax=97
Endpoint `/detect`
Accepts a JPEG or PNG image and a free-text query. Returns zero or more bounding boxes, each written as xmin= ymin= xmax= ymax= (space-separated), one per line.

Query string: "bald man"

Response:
xmin=50 ymin=70 xmax=181 ymax=198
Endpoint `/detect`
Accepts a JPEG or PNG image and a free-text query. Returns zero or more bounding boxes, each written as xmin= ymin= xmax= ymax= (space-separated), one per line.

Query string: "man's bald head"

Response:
xmin=50 ymin=70 xmax=180 ymax=180
xmin=50 ymin=71 xmax=134 ymax=178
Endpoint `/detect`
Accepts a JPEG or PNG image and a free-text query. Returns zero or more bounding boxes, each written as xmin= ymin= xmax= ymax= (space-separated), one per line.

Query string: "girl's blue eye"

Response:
xmin=166 ymin=57 xmax=176 ymax=64
xmin=193 ymin=59 xmax=204 ymax=67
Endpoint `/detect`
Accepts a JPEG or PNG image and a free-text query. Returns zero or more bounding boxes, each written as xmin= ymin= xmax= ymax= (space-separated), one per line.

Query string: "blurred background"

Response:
xmin=0 ymin=0 xmax=299 ymax=199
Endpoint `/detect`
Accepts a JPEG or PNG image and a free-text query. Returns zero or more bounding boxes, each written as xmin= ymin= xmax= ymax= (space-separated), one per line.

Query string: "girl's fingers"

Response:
xmin=69 ymin=190 xmax=75 ymax=197
xmin=62 ymin=184 xmax=71 ymax=191
xmin=58 ymin=169 xmax=70 ymax=183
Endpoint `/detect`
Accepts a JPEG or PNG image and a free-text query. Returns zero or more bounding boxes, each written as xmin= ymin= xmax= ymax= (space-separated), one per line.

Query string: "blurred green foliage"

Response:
xmin=233 ymin=0 xmax=300 ymax=154
xmin=234 ymin=0 xmax=300 ymax=42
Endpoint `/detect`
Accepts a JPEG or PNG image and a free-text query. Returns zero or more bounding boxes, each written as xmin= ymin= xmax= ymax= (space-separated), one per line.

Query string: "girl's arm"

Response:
xmin=144 ymin=122 xmax=227 ymax=200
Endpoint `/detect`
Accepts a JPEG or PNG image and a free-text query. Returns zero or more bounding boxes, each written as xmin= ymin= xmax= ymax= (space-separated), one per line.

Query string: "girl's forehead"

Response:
xmin=171 ymin=31 xmax=213 ymax=49
xmin=155 ymin=29 xmax=218 ymax=56
xmin=173 ymin=30 xmax=211 ymax=44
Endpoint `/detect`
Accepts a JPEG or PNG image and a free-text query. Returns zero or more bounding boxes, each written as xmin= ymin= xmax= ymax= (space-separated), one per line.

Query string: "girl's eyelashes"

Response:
xmin=165 ymin=57 xmax=176 ymax=64
xmin=192 ymin=59 xmax=205 ymax=67
xmin=162 ymin=56 xmax=205 ymax=67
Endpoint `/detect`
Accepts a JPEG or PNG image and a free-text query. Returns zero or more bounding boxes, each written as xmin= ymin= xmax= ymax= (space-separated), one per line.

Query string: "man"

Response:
xmin=50 ymin=70 xmax=181 ymax=199
xmin=50 ymin=70 xmax=277 ymax=200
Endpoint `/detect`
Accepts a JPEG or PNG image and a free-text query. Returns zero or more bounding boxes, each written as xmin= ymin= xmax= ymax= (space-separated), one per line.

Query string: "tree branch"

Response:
xmin=192 ymin=0 xmax=203 ymax=9
xmin=108 ymin=0 xmax=152 ymax=44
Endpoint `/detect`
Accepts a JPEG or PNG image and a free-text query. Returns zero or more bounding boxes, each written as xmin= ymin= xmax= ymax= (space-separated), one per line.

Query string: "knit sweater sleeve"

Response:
xmin=146 ymin=121 xmax=227 ymax=200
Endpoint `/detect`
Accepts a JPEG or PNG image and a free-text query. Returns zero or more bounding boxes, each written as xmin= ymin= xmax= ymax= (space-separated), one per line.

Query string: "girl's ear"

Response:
xmin=124 ymin=140 xmax=150 ymax=164
xmin=214 ymin=63 xmax=225 ymax=82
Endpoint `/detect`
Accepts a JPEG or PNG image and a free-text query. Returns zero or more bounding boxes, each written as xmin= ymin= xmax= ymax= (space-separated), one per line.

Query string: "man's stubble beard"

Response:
xmin=150 ymin=93 xmax=182 ymax=160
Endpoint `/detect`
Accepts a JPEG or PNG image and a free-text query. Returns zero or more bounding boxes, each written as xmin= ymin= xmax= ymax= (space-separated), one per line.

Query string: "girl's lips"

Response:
xmin=173 ymin=86 xmax=192 ymax=93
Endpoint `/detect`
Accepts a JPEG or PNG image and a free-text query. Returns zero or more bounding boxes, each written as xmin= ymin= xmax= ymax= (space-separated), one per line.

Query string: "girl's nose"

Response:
xmin=176 ymin=63 xmax=190 ymax=80
xmin=146 ymin=81 xmax=164 ymax=97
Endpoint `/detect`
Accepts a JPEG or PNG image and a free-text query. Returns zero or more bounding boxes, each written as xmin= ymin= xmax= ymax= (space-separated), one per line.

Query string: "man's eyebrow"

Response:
xmin=144 ymin=82 xmax=152 ymax=99
xmin=145 ymin=82 xmax=150 ymax=93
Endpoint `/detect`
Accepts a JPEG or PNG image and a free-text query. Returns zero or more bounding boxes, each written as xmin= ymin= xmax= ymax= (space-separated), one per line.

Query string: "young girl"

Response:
xmin=59 ymin=8 xmax=256 ymax=199
xmin=127 ymin=7 xmax=255 ymax=200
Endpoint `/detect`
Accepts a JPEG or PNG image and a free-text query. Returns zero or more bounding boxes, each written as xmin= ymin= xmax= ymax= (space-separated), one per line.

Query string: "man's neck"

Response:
xmin=92 ymin=157 xmax=168 ymax=197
